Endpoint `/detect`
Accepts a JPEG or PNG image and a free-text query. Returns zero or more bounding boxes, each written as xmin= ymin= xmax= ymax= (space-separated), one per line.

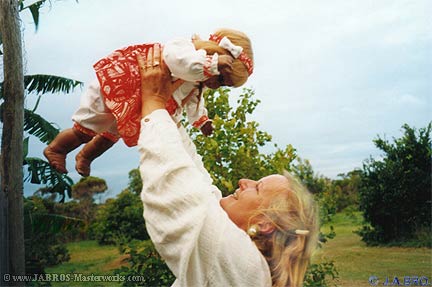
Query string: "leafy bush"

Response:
xmin=358 ymin=123 xmax=431 ymax=245
xmin=24 ymin=197 xmax=73 ymax=274
xmin=304 ymin=262 xmax=339 ymax=287
xmin=115 ymin=240 xmax=175 ymax=287
xmin=49 ymin=200 xmax=90 ymax=241
xmin=188 ymin=88 xmax=296 ymax=196
xmin=91 ymin=189 xmax=149 ymax=245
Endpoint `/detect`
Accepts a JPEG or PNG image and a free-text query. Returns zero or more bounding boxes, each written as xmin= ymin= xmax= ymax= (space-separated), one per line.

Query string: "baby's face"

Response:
xmin=203 ymin=69 xmax=233 ymax=89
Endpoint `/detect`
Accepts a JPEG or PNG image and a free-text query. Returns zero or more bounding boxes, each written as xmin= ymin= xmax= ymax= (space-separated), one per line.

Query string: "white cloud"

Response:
xmin=396 ymin=94 xmax=425 ymax=106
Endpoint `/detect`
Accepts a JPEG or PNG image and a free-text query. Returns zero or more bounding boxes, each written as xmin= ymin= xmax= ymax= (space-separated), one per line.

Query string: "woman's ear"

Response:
xmin=257 ymin=221 xmax=275 ymax=235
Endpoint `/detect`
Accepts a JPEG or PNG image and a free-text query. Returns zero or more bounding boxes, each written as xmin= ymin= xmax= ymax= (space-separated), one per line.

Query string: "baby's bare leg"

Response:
xmin=75 ymin=134 xmax=116 ymax=177
xmin=44 ymin=128 xmax=92 ymax=173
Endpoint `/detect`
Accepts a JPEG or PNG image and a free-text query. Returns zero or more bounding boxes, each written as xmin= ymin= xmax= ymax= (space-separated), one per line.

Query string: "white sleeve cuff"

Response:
xmin=203 ymin=53 xmax=219 ymax=78
xmin=141 ymin=109 xmax=174 ymax=127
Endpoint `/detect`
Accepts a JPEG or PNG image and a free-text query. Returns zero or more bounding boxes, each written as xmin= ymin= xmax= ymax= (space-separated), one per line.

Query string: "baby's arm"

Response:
xmin=184 ymin=93 xmax=213 ymax=136
xmin=163 ymin=38 xmax=219 ymax=82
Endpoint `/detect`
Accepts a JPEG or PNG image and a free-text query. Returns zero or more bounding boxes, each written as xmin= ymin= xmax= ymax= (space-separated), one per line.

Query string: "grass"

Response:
xmin=313 ymin=212 xmax=432 ymax=287
xmin=45 ymin=241 xmax=125 ymax=287
xmin=46 ymin=213 xmax=432 ymax=287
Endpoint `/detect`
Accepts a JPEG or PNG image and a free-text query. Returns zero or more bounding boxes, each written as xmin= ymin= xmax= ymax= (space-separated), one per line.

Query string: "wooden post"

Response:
xmin=0 ymin=0 xmax=26 ymax=285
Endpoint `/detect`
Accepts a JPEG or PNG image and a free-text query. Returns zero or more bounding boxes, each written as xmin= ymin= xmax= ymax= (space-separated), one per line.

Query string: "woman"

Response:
xmin=137 ymin=45 xmax=319 ymax=287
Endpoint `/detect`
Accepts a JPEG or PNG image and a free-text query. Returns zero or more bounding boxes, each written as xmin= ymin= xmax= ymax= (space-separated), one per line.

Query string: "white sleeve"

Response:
xmin=177 ymin=125 xmax=215 ymax=188
xmin=163 ymin=38 xmax=219 ymax=82
xmin=138 ymin=109 xmax=272 ymax=287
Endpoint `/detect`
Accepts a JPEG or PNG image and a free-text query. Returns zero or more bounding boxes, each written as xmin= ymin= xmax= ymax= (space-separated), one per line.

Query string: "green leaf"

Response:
xmin=28 ymin=212 xmax=83 ymax=234
xmin=29 ymin=3 xmax=42 ymax=31
xmin=19 ymin=0 xmax=47 ymax=31
xmin=23 ymin=157 xmax=74 ymax=202
xmin=0 ymin=74 xmax=83 ymax=100
xmin=24 ymin=108 xmax=60 ymax=144
xmin=23 ymin=137 xmax=30 ymax=158
xmin=24 ymin=74 xmax=83 ymax=95
xmin=18 ymin=0 xmax=24 ymax=11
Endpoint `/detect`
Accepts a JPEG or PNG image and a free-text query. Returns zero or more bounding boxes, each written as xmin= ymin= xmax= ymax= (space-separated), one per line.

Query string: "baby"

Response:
xmin=44 ymin=28 xmax=254 ymax=176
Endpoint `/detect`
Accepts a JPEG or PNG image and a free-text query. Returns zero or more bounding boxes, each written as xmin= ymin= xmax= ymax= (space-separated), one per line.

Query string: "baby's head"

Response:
xmin=194 ymin=28 xmax=254 ymax=88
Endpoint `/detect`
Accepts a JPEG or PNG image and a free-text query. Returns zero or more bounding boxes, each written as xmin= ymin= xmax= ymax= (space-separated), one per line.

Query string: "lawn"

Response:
xmin=46 ymin=212 xmax=432 ymax=287
xmin=45 ymin=240 xmax=125 ymax=287
xmin=313 ymin=212 xmax=432 ymax=287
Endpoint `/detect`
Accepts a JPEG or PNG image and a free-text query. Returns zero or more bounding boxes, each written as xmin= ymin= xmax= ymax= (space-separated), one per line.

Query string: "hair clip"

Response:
xmin=294 ymin=229 xmax=310 ymax=235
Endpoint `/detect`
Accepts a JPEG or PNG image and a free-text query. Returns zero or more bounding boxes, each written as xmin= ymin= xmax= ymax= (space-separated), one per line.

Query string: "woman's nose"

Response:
xmin=238 ymin=179 xmax=247 ymax=190
xmin=238 ymin=179 xmax=255 ymax=189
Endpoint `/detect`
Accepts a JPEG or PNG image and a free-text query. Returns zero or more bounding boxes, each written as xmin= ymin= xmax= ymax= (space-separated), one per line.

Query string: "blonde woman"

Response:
xmin=137 ymin=44 xmax=319 ymax=287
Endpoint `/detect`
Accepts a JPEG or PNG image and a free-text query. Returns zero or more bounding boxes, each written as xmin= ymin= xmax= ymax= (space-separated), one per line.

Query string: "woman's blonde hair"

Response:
xmin=251 ymin=172 xmax=319 ymax=287
xmin=193 ymin=28 xmax=254 ymax=87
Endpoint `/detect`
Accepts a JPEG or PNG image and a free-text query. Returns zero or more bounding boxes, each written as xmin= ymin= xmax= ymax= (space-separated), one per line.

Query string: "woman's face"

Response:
xmin=219 ymin=174 xmax=290 ymax=231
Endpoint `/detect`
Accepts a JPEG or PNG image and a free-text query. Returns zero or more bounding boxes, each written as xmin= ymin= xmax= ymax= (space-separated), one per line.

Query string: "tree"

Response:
xmin=292 ymin=157 xmax=327 ymax=194
xmin=358 ymin=123 xmax=432 ymax=245
xmin=1 ymin=1 xmax=80 ymax=282
xmin=91 ymin=189 xmax=149 ymax=245
xmin=0 ymin=5 xmax=82 ymax=203
xmin=90 ymin=170 xmax=148 ymax=245
xmin=331 ymin=170 xmax=361 ymax=211
xmin=127 ymin=168 xmax=142 ymax=196
xmin=69 ymin=176 xmax=107 ymax=236
xmin=1 ymin=1 xmax=26 ymax=284
xmin=187 ymin=88 xmax=296 ymax=195
xmin=72 ymin=176 xmax=107 ymax=201
xmin=24 ymin=196 xmax=74 ymax=275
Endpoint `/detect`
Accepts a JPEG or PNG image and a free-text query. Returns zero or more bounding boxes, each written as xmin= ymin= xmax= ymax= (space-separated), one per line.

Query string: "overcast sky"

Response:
xmin=15 ymin=0 xmax=431 ymax=198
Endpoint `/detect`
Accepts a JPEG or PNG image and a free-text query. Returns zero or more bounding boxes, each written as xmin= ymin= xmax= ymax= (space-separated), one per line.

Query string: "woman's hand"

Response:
xmin=137 ymin=44 xmax=184 ymax=118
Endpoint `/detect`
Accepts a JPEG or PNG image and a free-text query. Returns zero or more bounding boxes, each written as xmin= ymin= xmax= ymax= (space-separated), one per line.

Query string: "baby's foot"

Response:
xmin=43 ymin=146 xmax=68 ymax=174
xmin=75 ymin=152 xmax=91 ymax=177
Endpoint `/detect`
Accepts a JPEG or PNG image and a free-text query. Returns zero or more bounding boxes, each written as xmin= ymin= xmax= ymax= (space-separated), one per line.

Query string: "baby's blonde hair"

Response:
xmin=251 ymin=172 xmax=319 ymax=287
xmin=194 ymin=28 xmax=254 ymax=87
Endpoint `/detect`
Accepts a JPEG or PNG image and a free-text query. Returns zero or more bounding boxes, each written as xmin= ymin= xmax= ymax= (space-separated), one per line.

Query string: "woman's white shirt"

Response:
xmin=138 ymin=109 xmax=272 ymax=287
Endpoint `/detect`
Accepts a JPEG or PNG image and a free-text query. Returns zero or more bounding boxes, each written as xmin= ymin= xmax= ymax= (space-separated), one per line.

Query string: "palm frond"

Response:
xmin=26 ymin=212 xmax=83 ymax=234
xmin=24 ymin=157 xmax=74 ymax=202
xmin=24 ymin=108 xmax=60 ymax=144
xmin=19 ymin=0 xmax=48 ymax=31
xmin=0 ymin=74 xmax=83 ymax=100
xmin=24 ymin=74 xmax=83 ymax=95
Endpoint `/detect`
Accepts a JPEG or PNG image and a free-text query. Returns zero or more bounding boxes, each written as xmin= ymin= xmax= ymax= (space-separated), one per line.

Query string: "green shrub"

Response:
xmin=115 ymin=240 xmax=175 ymax=287
xmin=304 ymin=262 xmax=339 ymax=287
xmin=91 ymin=189 xmax=149 ymax=245
xmin=358 ymin=123 xmax=431 ymax=245
xmin=24 ymin=197 xmax=72 ymax=274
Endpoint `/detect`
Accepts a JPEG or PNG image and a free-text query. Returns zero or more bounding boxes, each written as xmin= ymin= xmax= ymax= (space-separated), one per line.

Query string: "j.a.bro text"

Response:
xmin=369 ymin=275 xmax=430 ymax=286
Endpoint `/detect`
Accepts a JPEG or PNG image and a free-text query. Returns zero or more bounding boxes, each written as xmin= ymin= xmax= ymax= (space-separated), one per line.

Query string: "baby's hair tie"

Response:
xmin=209 ymin=34 xmax=254 ymax=75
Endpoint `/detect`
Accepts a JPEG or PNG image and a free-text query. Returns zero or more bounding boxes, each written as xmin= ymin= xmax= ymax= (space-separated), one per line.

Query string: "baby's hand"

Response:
xmin=200 ymin=121 xmax=213 ymax=136
xmin=218 ymin=55 xmax=234 ymax=74
xmin=192 ymin=34 xmax=202 ymax=43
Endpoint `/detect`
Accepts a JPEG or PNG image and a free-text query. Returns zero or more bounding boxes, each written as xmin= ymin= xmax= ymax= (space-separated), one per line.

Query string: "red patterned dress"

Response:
xmin=72 ymin=38 xmax=218 ymax=147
